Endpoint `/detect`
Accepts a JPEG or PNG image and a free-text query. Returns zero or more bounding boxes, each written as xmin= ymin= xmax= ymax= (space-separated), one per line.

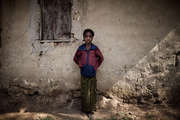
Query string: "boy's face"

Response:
xmin=84 ymin=32 xmax=93 ymax=45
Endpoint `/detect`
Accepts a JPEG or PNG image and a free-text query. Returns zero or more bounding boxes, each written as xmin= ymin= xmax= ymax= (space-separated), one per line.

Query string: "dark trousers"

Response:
xmin=81 ymin=76 xmax=97 ymax=113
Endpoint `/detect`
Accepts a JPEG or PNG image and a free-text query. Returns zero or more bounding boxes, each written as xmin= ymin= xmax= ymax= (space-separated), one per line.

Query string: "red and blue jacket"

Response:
xmin=74 ymin=44 xmax=104 ymax=77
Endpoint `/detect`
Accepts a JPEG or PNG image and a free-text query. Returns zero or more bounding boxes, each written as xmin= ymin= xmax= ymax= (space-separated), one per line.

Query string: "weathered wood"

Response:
xmin=40 ymin=0 xmax=72 ymax=40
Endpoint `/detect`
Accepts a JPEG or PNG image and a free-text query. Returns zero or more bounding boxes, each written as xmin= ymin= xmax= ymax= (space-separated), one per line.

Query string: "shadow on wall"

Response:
xmin=110 ymin=25 xmax=180 ymax=106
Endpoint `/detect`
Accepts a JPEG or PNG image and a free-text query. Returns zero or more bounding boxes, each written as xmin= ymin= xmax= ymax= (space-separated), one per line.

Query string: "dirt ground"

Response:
xmin=0 ymin=100 xmax=180 ymax=120
xmin=0 ymin=88 xmax=180 ymax=120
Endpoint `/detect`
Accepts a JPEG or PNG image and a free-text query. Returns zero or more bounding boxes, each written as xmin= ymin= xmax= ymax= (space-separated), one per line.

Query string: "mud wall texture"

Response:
xmin=0 ymin=0 xmax=180 ymax=108
xmin=111 ymin=26 xmax=180 ymax=105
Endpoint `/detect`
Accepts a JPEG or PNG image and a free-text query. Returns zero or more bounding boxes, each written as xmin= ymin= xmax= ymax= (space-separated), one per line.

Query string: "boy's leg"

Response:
xmin=90 ymin=77 xmax=97 ymax=111
xmin=81 ymin=76 xmax=97 ymax=113
xmin=81 ymin=76 xmax=91 ymax=113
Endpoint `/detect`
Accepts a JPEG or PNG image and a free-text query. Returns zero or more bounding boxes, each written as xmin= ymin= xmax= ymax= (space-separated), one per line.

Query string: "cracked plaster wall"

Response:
xmin=0 ymin=0 xmax=180 ymax=101
xmin=111 ymin=26 xmax=180 ymax=104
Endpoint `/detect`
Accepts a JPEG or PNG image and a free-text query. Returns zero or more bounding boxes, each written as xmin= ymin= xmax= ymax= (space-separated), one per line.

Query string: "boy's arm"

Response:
xmin=73 ymin=49 xmax=81 ymax=65
xmin=95 ymin=47 xmax=104 ymax=67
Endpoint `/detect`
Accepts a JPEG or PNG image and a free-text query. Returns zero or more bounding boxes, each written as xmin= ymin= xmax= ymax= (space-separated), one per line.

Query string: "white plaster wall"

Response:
xmin=0 ymin=0 xmax=180 ymax=94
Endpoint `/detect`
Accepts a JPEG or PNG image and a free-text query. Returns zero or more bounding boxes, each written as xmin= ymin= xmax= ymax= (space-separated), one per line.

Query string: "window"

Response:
xmin=39 ymin=0 xmax=72 ymax=42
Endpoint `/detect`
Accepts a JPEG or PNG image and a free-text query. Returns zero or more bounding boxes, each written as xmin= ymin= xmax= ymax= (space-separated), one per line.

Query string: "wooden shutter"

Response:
xmin=40 ymin=0 xmax=72 ymax=41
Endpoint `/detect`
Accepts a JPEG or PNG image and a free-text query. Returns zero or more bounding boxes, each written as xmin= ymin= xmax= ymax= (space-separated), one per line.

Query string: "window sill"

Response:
xmin=39 ymin=39 xmax=72 ymax=43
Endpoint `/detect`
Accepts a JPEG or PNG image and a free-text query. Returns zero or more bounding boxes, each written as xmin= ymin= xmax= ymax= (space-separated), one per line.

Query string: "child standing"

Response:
xmin=73 ymin=29 xmax=104 ymax=113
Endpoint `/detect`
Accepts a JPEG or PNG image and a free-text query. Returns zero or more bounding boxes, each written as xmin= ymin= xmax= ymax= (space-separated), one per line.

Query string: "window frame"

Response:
xmin=38 ymin=0 xmax=72 ymax=43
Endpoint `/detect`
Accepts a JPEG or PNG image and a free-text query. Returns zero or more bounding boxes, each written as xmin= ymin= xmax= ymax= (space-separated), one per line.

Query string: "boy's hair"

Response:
xmin=83 ymin=29 xmax=94 ymax=37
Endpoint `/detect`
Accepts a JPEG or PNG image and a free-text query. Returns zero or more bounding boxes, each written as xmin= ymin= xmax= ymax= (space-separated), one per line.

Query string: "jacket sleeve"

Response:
xmin=95 ymin=47 xmax=104 ymax=67
xmin=73 ymin=49 xmax=81 ymax=65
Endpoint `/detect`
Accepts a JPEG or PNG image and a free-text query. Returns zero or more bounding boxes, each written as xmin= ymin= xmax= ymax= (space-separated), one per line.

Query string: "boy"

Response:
xmin=73 ymin=29 xmax=104 ymax=113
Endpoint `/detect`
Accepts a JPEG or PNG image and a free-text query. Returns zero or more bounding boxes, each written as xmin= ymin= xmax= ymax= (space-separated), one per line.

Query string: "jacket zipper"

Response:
xmin=86 ymin=50 xmax=90 ymax=65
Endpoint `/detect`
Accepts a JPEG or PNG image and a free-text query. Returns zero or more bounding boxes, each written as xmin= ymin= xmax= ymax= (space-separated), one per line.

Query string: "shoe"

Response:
xmin=88 ymin=113 xmax=94 ymax=120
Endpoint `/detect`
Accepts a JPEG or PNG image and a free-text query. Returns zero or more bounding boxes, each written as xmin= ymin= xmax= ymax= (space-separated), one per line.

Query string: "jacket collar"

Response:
xmin=79 ymin=43 xmax=97 ymax=50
